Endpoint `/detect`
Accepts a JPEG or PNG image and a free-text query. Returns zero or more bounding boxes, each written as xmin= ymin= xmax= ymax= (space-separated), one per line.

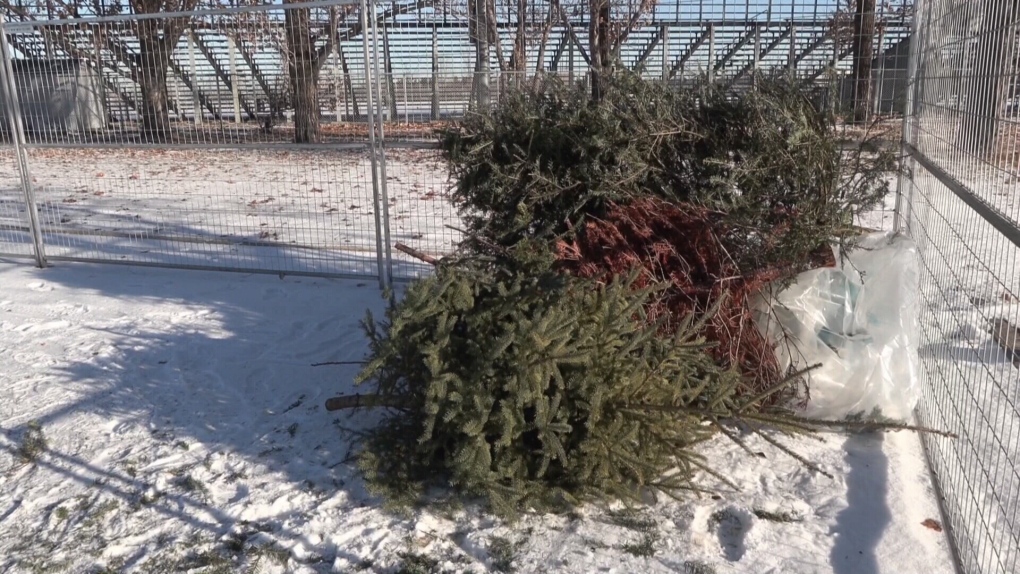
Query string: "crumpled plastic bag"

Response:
xmin=752 ymin=231 xmax=921 ymax=421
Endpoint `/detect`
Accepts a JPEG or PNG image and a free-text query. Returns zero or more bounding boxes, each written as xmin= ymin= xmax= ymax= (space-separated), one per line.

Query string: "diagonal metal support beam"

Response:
xmin=167 ymin=57 xmax=220 ymax=120
xmin=793 ymin=30 xmax=832 ymax=68
xmin=191 ymin=32 xmax=257 ymax=121
xmin=726 ymin=24 xmax=792 ymax=88
xmin=232 ymin=35 xmax=274 ymax=100
xmin=558 ymin=8 xmax=591 ymax=67
xmin=806 ymin=46 xmax=853 ymax=82
xmin=714 ymin=25 xmax=756 ymax=72
xmin=549 ymin=31 xmax=570 ymax=71
xmin=633 ymin=26 xmax=664 ymax=73
xmin=669 ymin=26 xmax=710 ymax=80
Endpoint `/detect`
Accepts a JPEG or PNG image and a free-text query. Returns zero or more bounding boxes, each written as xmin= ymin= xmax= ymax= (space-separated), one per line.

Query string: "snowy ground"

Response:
xmin=0 ymin=259 xmax=957 ymax=574
xmin=0 ymin=147 xmax=459 ymax=279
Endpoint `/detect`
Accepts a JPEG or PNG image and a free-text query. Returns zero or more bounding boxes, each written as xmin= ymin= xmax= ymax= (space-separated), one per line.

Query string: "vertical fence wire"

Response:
xmin=902 ymin=0 xmax=1020 ymax=572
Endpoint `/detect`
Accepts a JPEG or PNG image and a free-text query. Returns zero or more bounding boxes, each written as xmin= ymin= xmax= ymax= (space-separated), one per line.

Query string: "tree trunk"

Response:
xmin=851 ymin=0 xmax=877 ymax=124
xmin=286 ymin=5 xmax=320 ymax=144
xmin=137 ymin=34 xmax=171 ymax=140
xmin=488 ymin=0 xmax=507 ymax=72
xmin=532 ymin=1 xmax=557 ymax=88
xmin=960 ymin=0 xmax=1020 ymax=156
xmin=589 ymin=0 xmax=611 ymax=100
xmin=510 ymin=0 xmax=527 ymax=85
xmin=339 ymin=46 xmax=359 ymax=119
xmin=470 ymin=0 xmax=490 ymax=110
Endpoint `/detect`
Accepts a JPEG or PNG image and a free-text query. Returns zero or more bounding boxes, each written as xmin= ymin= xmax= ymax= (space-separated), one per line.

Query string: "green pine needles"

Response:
xmin=354 ymin=257 xmax=795 ymax=517
xmin=337 ymin=74 xmax=928 ymax=519
xmin=440 ymin=72 xmax=894 ymax=273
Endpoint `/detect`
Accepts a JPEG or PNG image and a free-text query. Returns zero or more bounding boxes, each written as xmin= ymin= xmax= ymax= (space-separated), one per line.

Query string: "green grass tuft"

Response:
xmin=18 ymin=421 xmax=47 ymax=462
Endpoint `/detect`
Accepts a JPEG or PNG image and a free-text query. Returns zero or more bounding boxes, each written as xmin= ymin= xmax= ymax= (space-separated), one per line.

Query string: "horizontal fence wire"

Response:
xmin=905 ymin=0 xmax=1020 ymax=572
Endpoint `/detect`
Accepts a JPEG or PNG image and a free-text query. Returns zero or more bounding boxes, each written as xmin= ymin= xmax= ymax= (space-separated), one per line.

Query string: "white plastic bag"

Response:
xmin=752 ymin=231 xmax=921 ymax=421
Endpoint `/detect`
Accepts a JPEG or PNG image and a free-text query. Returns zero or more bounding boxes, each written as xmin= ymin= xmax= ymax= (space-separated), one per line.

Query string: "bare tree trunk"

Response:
xmin=510 ymin=0 xmax=527 ymax=84
xmin=851 ymin=0 xmax=876 ymax=124
xmin=137 ymin=33 xmax=171 ymax=139
xmin=339 ymin=46 xmax=359 ymax=119
xmin=589 ymin=0 xmax=611 ymax=100
xmin=960 ymin=0 xmax=1020 ymax=156
xmin=532 ymin=0 xmax=557 ymax=87
xmin=488 ymin=0 xmax=507 ymax=72
xmin=286 ymin=5 xmax=320 ymax=143
xmin=470 ymin=0 xmax=490 ymax=109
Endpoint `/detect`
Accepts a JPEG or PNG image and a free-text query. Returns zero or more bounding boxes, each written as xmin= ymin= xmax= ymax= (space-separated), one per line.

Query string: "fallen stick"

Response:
xmin=394 ymin=242 xmax=439 ymax=266
xmin=311 ymin=361 xmax=365 ymax=367
xmin=325 ymin=393 xmax=410 ymax=411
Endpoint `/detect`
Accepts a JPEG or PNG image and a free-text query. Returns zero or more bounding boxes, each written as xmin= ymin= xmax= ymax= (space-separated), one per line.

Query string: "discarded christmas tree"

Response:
xmin=440 ymin=72 xmax=894 ymax=393
xmin=328 ymin=73 xmax=916 ymax=517
xmin=349 ymin=252 xmax=805 ymax=516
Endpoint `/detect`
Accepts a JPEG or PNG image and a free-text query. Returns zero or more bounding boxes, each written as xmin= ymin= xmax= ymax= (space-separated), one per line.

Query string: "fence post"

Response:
xmin=894 ymin=1 xmax=925 ymax=233
xmin=369 ymin=0 xmax=393 ymax=284
xmin=431 ymin=25 xmax=439 ymax=120
xmin=0 ymin=17 xmax=47 ymax=268
xmin=359 ymin=0 xmax=392 ymax=289
xmin=333 ymin=37 xmax=342 ymax=122
xmin=359 ymin=0 xmax=388 ymax=289
xmin=788 ymin=23 xmax=797 ymax=75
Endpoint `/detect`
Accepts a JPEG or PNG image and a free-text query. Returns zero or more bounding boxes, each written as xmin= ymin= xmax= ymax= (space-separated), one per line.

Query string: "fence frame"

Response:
xmin=0 ymin=0 xmax=403 ymax=287
xmin=896 ymin=0 xmax=1020 ymax=572
xmin=0 ymin=14 xmax=45 ymax=267
xmin=7 ymin=0 xmax=1020 ymax=571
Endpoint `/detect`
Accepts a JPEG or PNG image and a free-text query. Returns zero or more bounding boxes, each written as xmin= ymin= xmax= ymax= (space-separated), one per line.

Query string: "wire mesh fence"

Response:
xmin=901 ymin=0 xmax=1020 ymax=572
xmin=7 ymin=0 xmax=1020 ymax=572
xmin=0 ymin=0 xmax=917 ymax=283
xmin=0 ymin=0 xmax=446 ymax=282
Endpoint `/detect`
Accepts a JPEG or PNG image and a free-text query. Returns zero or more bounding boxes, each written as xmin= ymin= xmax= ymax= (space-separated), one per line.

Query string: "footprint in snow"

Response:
xmin=711 ymin=506 xmax=754 ymax=562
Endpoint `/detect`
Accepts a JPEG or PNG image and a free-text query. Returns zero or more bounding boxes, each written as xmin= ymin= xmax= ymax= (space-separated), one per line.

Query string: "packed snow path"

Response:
xmin=0 ymin=261 xmax=954 ymax=573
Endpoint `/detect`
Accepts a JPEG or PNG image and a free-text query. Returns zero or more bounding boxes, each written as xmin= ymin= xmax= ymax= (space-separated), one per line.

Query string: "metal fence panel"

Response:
xmin=0 ymin=0 xmax=403 ymax=280
xmin=902 ymin=0 xmax=1020 ymax=572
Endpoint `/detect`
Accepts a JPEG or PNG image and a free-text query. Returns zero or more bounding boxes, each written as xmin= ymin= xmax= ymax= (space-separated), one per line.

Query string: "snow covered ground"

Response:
xmin=0 ymin=259 xmax=957 ymax=574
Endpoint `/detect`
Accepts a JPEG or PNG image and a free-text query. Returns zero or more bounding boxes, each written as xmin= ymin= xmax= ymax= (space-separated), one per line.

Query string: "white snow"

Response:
xmin=0 ymin=259 xmax=957 ymax=573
